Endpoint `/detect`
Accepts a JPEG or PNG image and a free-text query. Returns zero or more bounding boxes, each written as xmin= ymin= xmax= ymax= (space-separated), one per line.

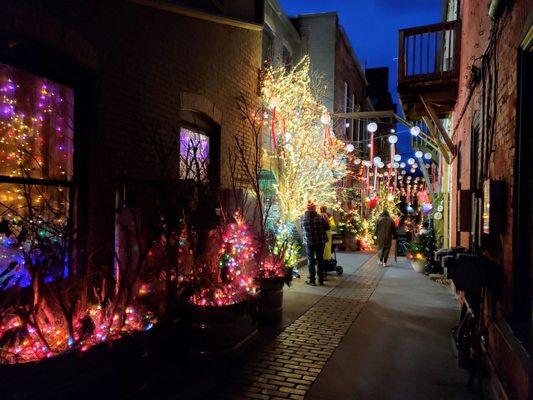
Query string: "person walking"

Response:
xmin=320 ymin=206 xmax=336 ymax=281
xmin=375 ymin=209 xmax=395 ymax=266
xmin=300 ymin=202 xmax=329 ymax=286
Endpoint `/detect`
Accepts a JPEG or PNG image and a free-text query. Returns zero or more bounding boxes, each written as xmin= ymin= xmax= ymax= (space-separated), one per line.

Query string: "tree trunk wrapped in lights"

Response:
xmin=261 ymin=57 xmax=347 ymax=223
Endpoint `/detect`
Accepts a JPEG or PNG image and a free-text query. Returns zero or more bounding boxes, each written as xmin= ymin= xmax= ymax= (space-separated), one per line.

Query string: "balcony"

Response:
xmin=398 ymin=20 xmax=461 ymax=120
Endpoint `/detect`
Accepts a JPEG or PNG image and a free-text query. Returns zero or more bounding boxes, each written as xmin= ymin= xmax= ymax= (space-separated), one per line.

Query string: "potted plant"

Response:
xmin=254 ymin=225 xmax=299 ymax=324
xmin=406 ymin=231 xmax=434 ymax=273
xmin=177 ymin=216 xmax=259 ymax=356
xmin=338 ymin=209 xmax=361 ymax=251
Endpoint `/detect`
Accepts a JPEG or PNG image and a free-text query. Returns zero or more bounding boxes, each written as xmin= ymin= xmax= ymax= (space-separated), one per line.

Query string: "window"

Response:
xmin=351 ymin=92 xmax=356 ymax=141
xmin=282 ymin=46 xmax=292 ymax=71
xmin=179 ymin=127 xmax=210 ymax=182
xmin=344 ymin=81 xmax=349 ymax=138
xmin=0 ymin=63 xmax=75 ymax=290
xmin=262 ymin=25 xmax=274 ymax=65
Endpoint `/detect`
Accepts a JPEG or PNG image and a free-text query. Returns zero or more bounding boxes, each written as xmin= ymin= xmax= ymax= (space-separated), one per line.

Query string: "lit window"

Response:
xmin=179 ymin=127 xmax=210 ymax=182
xmin=0 ymin=63 xmax=74 ymax=290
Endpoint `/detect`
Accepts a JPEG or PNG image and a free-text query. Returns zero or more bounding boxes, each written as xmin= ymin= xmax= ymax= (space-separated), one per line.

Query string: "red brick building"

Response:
xmin=450 ymin=2 xmax=530 ymax=398
xmin=1 ymin=0 xmax=263 ymax=267
xmin=398 ymin=1 xmax=532 ymax=398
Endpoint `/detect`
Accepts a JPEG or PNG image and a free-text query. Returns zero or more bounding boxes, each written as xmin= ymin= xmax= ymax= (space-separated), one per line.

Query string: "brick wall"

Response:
xmin=293 ymin=14 xmax=337 ymax=112
xmin=2 ymin=0 xmax=261 ymax=259
xmin=449 ymin=1 xmax=530 ymax=397
xmin=333 ymin=26 xmax=366 ymax=140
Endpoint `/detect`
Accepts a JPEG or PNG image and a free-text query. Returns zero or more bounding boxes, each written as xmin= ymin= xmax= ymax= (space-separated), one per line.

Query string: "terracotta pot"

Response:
xmin=256 ymin=277 xmax=284 ymax=325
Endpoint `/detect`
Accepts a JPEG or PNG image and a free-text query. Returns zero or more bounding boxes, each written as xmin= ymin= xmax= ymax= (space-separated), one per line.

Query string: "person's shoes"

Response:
xmin=306 ymin=280 xmax=316 ymax=286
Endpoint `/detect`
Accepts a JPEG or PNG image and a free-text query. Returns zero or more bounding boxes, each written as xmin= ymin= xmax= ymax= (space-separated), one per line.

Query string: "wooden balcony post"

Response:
xmin=398 ymin=30 xmax=405 ymax=82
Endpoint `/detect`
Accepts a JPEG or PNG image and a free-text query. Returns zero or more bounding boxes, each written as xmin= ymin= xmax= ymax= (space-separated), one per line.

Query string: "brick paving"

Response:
xmin=226 ymin=254 xmax=382 ymax=400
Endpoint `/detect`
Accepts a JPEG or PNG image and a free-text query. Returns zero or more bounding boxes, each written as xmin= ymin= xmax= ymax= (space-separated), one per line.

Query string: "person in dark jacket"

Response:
xmin=375 ymin=210 xmax=396 ymax=266
xmin=300 ymin=202 xmax=330 ymax=285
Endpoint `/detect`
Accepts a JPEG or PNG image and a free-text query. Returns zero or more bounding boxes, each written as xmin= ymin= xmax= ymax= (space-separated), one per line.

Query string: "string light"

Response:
xmin=262 ymin=57 xmax=347 ymax=222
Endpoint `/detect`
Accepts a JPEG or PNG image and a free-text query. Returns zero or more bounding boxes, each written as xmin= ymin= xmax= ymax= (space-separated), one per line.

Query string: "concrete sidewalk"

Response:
xmin=306 ymin=257 xmax=477 ymax=400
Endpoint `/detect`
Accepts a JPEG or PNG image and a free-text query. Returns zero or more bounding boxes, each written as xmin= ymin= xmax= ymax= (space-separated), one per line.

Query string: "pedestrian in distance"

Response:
xmin=320 ymin=206 xmax=336 ymax=281
xmin=300 ymin=202 xmax=330 ymax=286
xmin=375 ymin=209 xmax=396 ymax=267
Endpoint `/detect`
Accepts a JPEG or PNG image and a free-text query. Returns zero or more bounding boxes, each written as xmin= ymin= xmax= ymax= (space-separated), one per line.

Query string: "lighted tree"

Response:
xmin=261 ymin=57 xmax=347 ymax=222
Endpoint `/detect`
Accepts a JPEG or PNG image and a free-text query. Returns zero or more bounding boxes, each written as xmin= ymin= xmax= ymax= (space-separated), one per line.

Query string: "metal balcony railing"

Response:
xmin=398 ymin=20 xmax=461 ymax=84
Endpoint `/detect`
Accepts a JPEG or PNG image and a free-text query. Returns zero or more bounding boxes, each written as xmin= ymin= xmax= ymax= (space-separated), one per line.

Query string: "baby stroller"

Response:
xmin=323 ymin=236 xmax=343 ymax=276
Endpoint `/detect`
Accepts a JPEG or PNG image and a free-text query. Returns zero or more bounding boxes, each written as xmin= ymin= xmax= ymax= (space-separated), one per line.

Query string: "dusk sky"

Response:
xmin=278 ymin=0 xmax=442 ymax=155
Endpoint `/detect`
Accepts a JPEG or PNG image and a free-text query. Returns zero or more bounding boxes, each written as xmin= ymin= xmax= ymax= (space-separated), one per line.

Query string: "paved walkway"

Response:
xmin=227 ymin=253 xmax=380 ymax=400
xmin=228 ymin=253 xmax=477 ymax=400
xmin=306 ymin=257 xmax=477 ymax=400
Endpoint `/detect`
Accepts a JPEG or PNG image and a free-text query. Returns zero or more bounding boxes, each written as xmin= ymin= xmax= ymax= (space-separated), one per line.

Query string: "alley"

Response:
xmin=223 ymin=252 xmax=474 ymax=400
xmin=1 ymin=1 xmax=530 ymax=398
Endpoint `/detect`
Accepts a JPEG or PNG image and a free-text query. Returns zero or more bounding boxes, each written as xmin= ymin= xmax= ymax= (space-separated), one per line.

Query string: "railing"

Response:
xmin=398 ymin=20 xmax=461 ymax=83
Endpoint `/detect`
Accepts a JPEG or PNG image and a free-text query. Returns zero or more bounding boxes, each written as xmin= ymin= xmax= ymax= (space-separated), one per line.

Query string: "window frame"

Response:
xmin=178 ymin=112 xmax=221 ymax=193
xmin=344 ymin=81 xmax=349 ymax=138
xmin=0 ymin=36 xmax=94 ymax=276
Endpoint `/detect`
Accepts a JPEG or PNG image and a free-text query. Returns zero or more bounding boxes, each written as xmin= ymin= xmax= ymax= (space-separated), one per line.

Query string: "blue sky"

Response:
xmin=278 ymin=0 xmax=442 ymax=155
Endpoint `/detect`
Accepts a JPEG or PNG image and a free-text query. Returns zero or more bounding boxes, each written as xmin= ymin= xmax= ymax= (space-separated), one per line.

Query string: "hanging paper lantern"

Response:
xmin=410 ymin=126 xmax=421 ymax=136
xmin=320 ymin=113 xmax=331 ymax=125
xmin=346 ymin=143 xmax=355 ymax=152
xmin=394 ymin=154 xmax=402 ymax=162
xmin=367 ymin=122 xmax=378 ymax=132
xmin=434 ymin=211 xmax=443 ymax=220
xmin=388 ymin=134 xmax=398 ymax=144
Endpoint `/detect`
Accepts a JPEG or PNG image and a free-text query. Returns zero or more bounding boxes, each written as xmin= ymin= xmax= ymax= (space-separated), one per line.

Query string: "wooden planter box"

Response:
xmin=182 ymin=301 xmax=258 ymax=357
xmin=342 ymin=232 xmax=358 ymax=251
xmin=256 ymin=277 xmax=284 ymax=325
xmin=0 ymin=332 xmax=147 ymax=396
